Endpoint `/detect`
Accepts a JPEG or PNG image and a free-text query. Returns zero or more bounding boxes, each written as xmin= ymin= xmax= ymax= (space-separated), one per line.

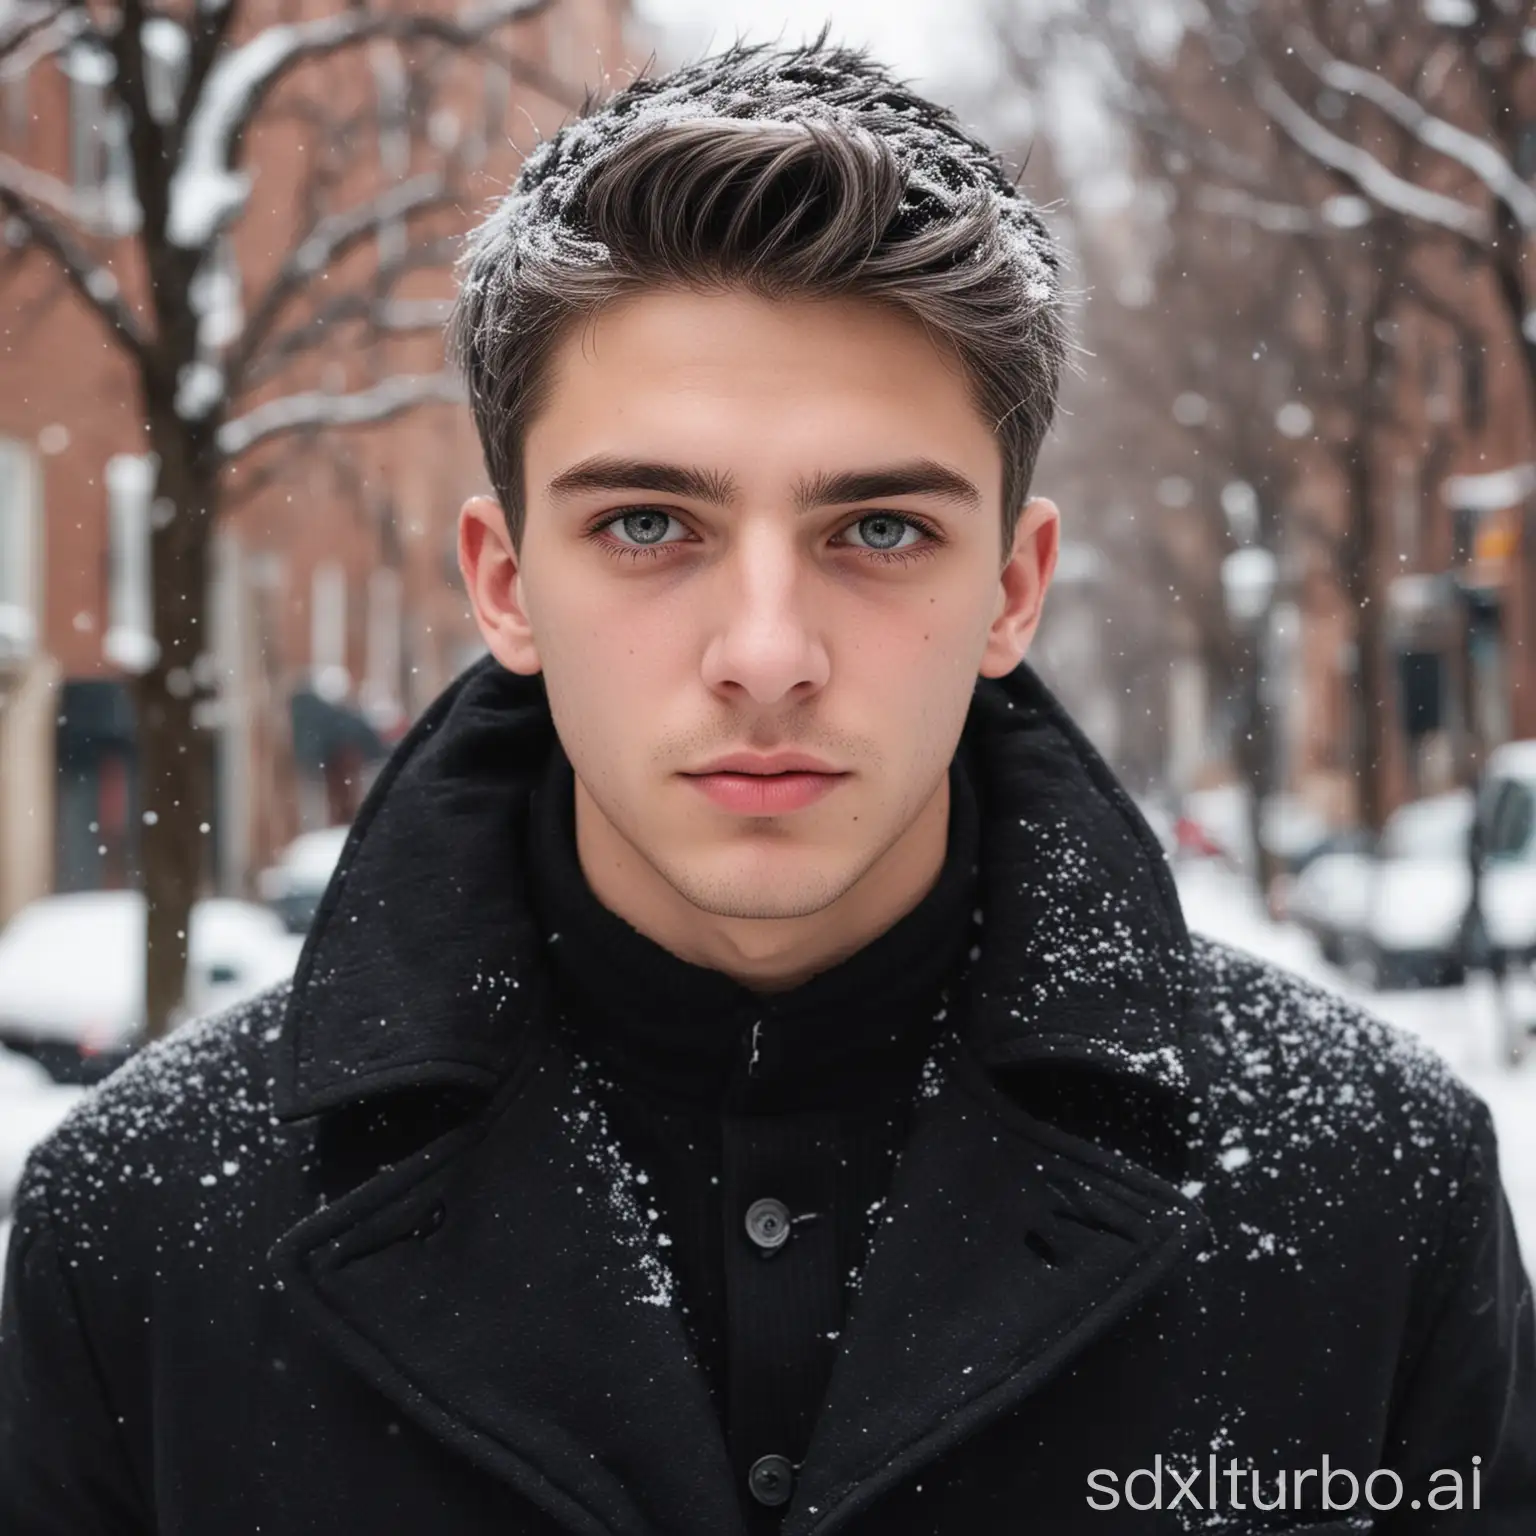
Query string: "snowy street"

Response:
xmin=1176 ymin=862 xmax=1536 ymax=1272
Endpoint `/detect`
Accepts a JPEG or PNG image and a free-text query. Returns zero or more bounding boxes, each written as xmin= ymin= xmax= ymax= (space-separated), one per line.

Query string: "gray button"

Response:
xmin=744 ymin=1197 xmax=791 ymax=1253
xmin=748 ymin=1453 xmax=794 ymax=1507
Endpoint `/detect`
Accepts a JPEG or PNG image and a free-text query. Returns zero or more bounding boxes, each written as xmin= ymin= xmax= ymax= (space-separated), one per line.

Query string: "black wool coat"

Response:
xmin=3 ymin=658 xmax=1534 ymax=1535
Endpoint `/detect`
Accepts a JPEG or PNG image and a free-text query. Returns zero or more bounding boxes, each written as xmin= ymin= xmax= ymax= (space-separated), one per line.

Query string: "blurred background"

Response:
xmin=0 ymin=0 xmax=1533 ymax=1253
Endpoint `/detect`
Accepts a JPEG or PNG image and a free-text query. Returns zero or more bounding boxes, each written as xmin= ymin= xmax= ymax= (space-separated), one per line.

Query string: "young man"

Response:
xmin=2 ymin=38 xmax=1533 ymax=1536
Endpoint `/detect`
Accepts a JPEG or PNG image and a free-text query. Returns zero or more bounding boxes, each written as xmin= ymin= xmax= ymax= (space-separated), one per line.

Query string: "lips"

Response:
xmin=682 ymin=767 xmax=846 ymax=815
xmin=686 ymin=752 xmax=844 ymax=777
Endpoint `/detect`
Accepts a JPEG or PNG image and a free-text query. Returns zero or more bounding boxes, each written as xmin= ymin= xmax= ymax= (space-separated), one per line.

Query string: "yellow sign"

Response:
xmin=1474 ymin=510 xmax=1520 ymax=565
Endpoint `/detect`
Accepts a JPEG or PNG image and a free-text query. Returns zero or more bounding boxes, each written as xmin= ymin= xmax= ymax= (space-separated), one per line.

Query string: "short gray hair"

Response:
xmin=446 ymin=35 xmax=1069 ymax=561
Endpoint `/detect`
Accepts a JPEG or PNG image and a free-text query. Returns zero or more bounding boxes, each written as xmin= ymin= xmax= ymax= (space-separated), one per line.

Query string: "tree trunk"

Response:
xmin=1342 ymin=445 xmax=1391 ymax=836
xmin=137 ymin=420 xmax=218 ymax=1042
xmin=1489 ymin=204 xmax=1536 ymax=415
xmin=1230 ymin=624 xmax=1284 ymax=905
xmin=134 ymin=671 xmax=212 ymax=1042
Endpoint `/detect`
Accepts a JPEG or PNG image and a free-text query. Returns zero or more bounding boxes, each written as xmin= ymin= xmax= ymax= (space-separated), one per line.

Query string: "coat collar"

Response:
xmin=273 ymin=654 xmax=1200 ymax=1122
xmin=270 ymin=657 xmax=1211 ymax=1536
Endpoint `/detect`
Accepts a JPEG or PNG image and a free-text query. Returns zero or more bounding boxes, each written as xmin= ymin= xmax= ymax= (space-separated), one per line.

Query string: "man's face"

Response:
xmin=462 ymin=288 xmax=1056 ymax=977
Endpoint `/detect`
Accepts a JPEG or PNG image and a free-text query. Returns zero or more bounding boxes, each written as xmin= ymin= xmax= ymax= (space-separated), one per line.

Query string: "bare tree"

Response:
xmin=0 ymin=0 xmax=581 ymax=1038
xmin=1244 ymin=0 xmax=1534 ymax=404
xmin=993 ymin=0 xmax=1522 ymax=848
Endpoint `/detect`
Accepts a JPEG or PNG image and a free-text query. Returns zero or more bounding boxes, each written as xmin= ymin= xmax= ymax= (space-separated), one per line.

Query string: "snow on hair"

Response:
xmin=445 ymin=34 xmax=1069 ymax=557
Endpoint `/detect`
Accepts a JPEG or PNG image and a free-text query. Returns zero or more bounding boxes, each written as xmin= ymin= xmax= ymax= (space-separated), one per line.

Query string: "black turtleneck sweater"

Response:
xmin=524 ymin=745 xmax=982 ymax=1527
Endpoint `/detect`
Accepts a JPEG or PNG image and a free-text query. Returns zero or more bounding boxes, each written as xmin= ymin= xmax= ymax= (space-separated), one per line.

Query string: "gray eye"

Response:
xmin=854 ymin=515 xmax=910 ymax=550
xmin=616 ymin=510 xmax=675 ymax=544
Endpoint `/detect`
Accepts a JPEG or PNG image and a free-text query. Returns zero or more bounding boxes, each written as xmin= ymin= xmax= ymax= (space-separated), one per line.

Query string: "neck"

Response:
xmin=572 ymin=772 xmax=952 ymax=992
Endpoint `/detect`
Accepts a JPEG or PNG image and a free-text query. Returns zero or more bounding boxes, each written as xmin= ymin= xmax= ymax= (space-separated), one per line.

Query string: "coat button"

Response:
xmin=748 ymin=1453 xmax=795 ymax=1507
xmin=744 ymin=1197 xmax=791 ymax=1253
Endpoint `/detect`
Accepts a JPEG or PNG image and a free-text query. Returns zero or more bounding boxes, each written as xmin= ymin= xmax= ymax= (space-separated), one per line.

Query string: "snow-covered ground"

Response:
xmin=1177 ymin=861 xmax=1536 ymax=1272
xmin=2 ymin=865 xmax=1532 ymax=1280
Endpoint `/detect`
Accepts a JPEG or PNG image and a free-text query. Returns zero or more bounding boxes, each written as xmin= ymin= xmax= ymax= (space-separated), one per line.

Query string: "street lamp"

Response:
xmin=1221 ymin=545 xmax=1281 ymax=905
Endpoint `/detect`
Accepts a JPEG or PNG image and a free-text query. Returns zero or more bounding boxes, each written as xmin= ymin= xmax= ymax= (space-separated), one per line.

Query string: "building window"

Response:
xmin=3 ymin=66 xmax=27 ymax=148
xmin=0 ymin=437 xmax=41 ymax=661
xmin=310 ymin=560 xmax=350 ymax=702
xmin=370 ymin=42 xmax=409 ymax=270
xmin=1393 ymin=456 xmax=1420 ymax=567
xmin=103 ymin=453 xmax=158 ymax=673
xmin=65 ymin=42 xmax=133 ymax=208
xmin=361 ymin=565 xmax=403 ymax=726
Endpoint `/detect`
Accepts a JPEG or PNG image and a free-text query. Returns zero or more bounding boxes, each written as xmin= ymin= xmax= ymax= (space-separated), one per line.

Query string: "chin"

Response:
xmin=664 ymin=851 xmax=859 ymax=924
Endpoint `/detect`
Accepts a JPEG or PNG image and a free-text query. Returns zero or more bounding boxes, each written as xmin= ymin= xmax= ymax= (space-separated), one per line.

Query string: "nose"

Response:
xmin=699 ymin=525 xmax=831 ymax=706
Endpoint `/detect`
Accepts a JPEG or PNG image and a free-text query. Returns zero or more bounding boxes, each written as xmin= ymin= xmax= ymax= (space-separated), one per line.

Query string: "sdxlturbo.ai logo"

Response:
xmin=1086 ymin=1454 xmax=1482 ymax=1515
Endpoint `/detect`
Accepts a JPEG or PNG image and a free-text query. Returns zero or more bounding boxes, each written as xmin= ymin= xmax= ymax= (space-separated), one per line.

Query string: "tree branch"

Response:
xmin=0 ymin=0 xmax=87 ymax=74
xmin=1192 ymin=182 xmax=1337 ymax=235
xmin=219 ymin=371 xmax=465 ymax=458
xmin=1289 ymin=24 xmax=1536 ymax=234
xmin=0 ymin=159 xmax=148 ymax=353
xmin=1252 ymin=69 xmax=1489 ymax=241
xmin=229 ymin=171 xmax=457 ymax=385
xmin=0 ymin=150 xmax=132 ymax=235
xmin=167 ymin=0 xmax=558 ymax=249
xmin=241 ymin=271 xmax=458 ymax=393
xmin=0 ymin=259 xmax=73 ymax=346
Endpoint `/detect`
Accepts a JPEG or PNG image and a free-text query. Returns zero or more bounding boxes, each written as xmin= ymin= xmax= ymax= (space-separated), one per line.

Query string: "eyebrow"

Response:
xmin=544 ymin=455 xmax=981 ymax=514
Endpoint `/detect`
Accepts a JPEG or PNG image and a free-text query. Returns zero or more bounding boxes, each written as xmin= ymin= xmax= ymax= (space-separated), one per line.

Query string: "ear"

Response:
xmin=459 ymin=496 xmax=542 ymax=675
xmin=979 ymin=496 xmax=1060 ymax=679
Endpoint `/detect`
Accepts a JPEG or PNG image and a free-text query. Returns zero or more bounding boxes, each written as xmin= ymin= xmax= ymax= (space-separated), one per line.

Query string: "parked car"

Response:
xmin=1271 ymin=827 xmax=1375 ymax=931
xmin=1348 ymin=791 xmax=1476 ymax=991
xmin=1287 ymin=826 xmax=1375 ymax=878
xmin=1289 ymin=791 xmax=1476 ymax=990
xmin=0 ymin=891 xmax=303 ymax=1083
xmin=1475 ymin=741 xmax=1536 ymax=968
xmin=1467 ymin=741 xmax=1536 ymax=1064
xmin=1287 ymin=848 xmax=1377 ymax=966
xmin=256 ymin=825 xmax=350 ymax=935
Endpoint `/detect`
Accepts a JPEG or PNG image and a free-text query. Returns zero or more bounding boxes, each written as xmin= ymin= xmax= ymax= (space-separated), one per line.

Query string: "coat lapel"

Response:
xmin=785 ymin=1045 xmax=1210 ymax=1536
xmin=272 ymin=1024 xmax=747 ymax=1536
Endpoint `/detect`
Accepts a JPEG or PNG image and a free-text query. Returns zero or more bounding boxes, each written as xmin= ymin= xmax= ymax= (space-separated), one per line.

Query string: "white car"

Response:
xmin=1288 ymin=851 xmax=1376 ymax=965
xmin=1289 ymin=791 xmax=1476 ymax=990
xmin=1469 ymin=741 xmax=1536 ymax=1064
xmin=1477 ymin=740 xmax=1536 ymax=963
xmin=0 ymin=891 xmax=303 ymax=1080
xmin=256 ymin=825 xmax=351 ymax=935
xmin=1348 ymin=791 xmax=1476 ymax=991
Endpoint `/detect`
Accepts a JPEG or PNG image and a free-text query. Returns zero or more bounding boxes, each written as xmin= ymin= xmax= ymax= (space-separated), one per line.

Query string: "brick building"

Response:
xmin=0 ymin=0 xmax=633 ymax=923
